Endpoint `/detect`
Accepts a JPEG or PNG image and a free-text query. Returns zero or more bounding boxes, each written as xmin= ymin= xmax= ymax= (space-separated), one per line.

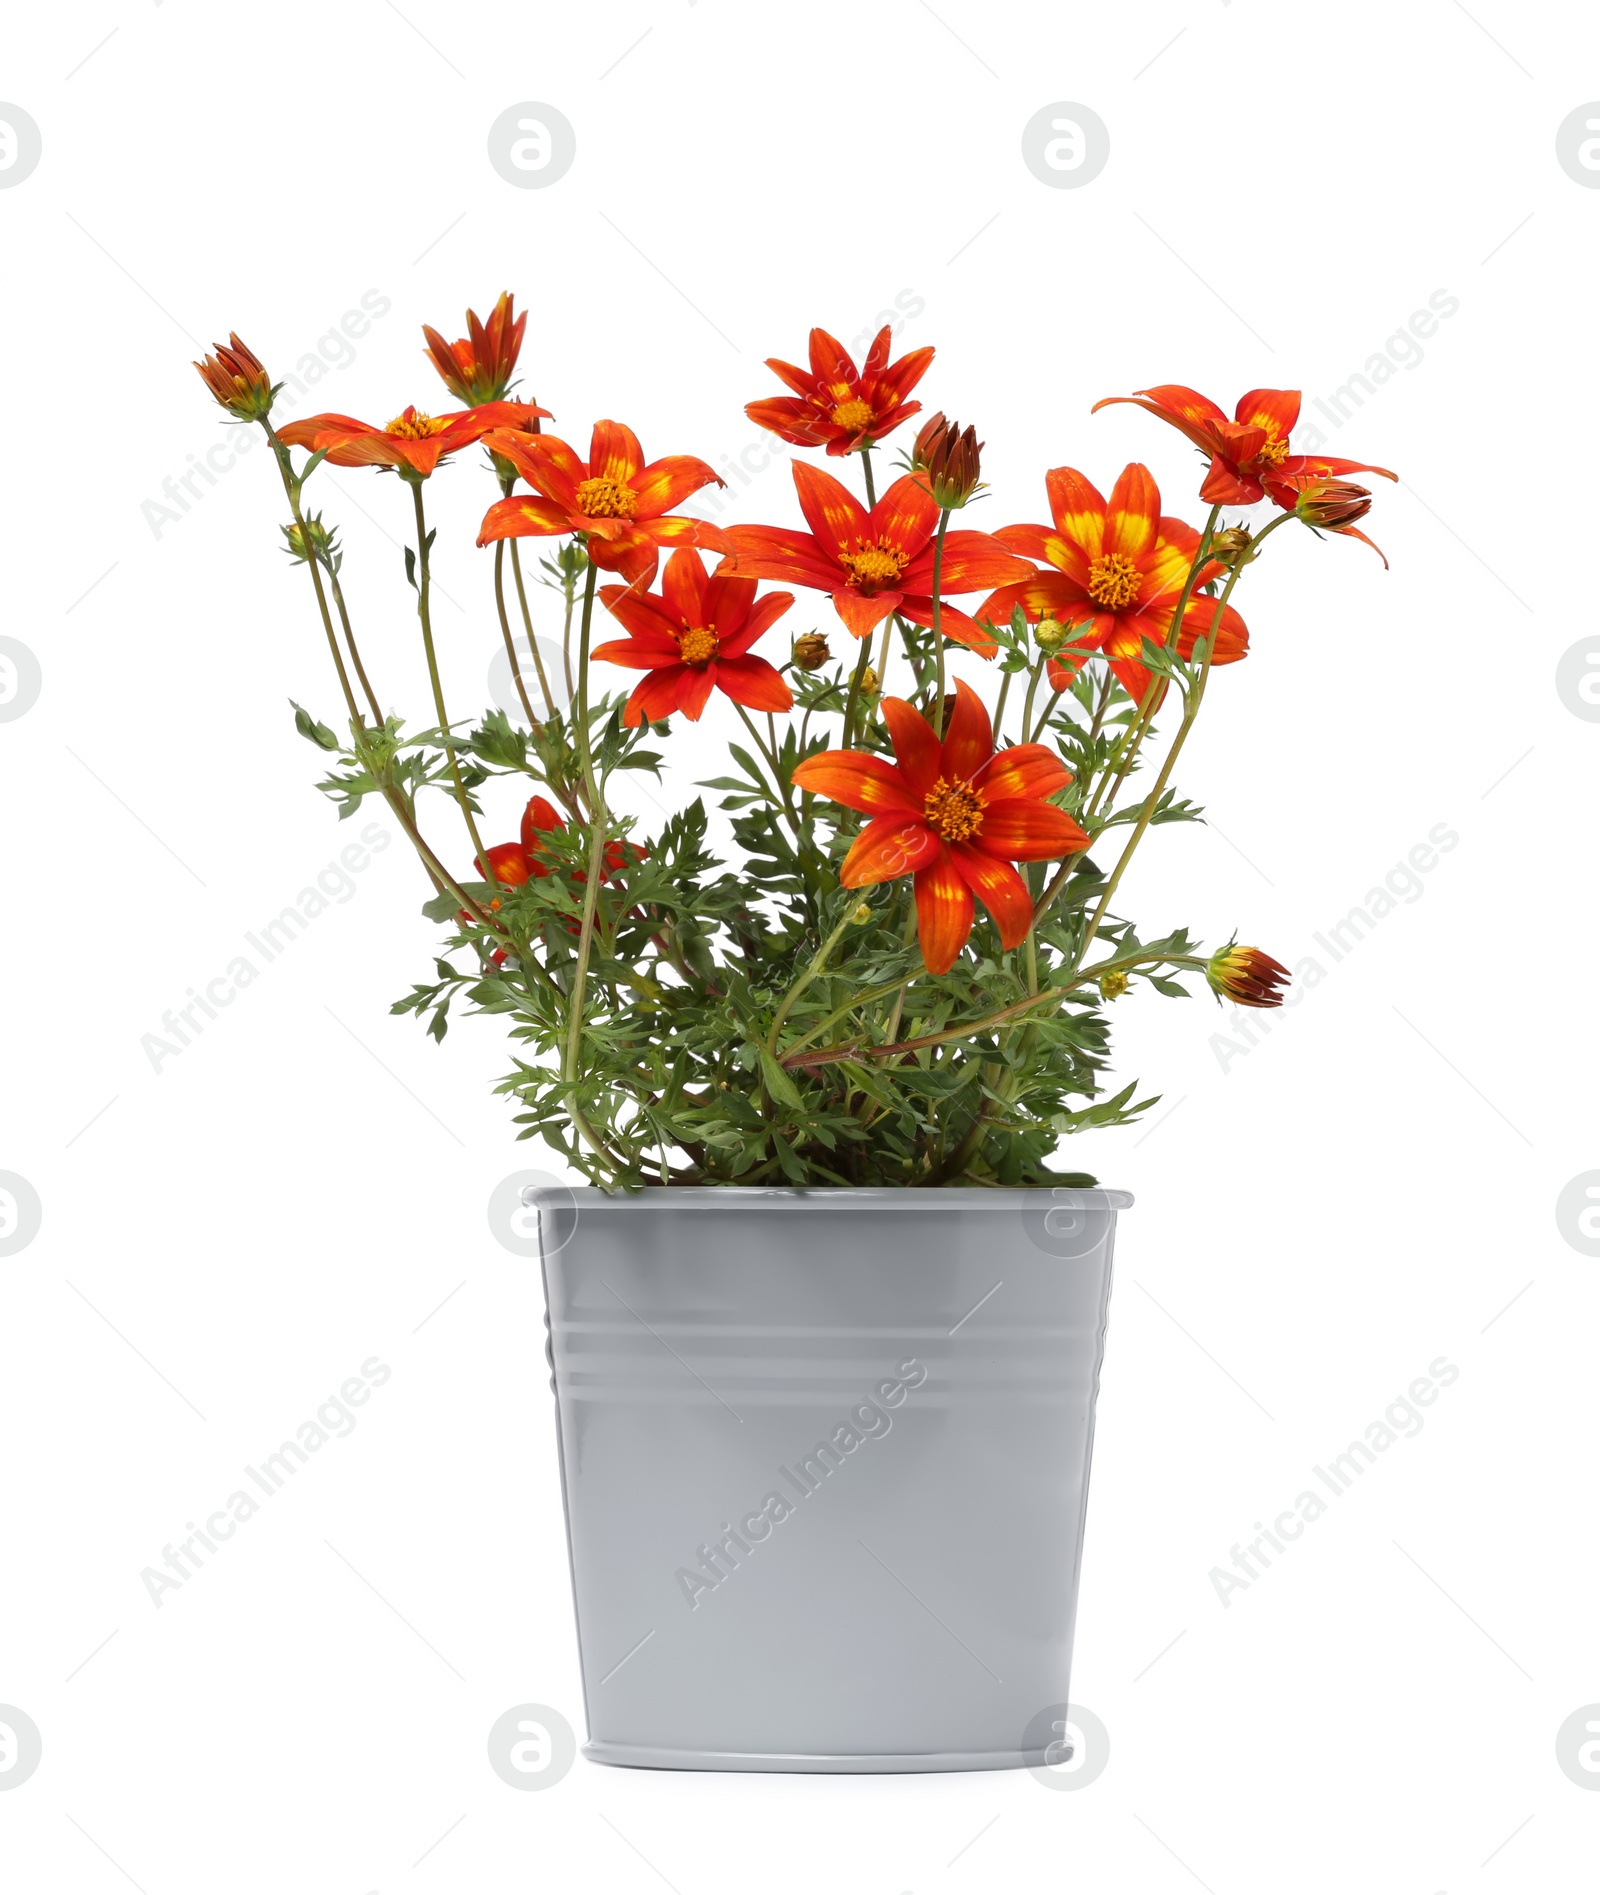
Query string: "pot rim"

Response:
xmin=524 ymin=1184 xmax=1133 ymax=1210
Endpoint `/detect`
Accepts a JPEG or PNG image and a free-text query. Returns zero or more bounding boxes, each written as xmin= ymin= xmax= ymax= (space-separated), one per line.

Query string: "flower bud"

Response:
xmin=1291 ymin=479 xmax=1372 ymax=528
xmin=281 ymin=514 xmax=337 ymax=566
xmin=858 ymin=666 xmax=879 ymax=697
xmin=793 ymin=632 xmax=832 ymax=672
xmin=1210 ymin=525 xmax=1254 ymax=564
xmin=194 ymin=334 xmax=277 ymax=421
xmin=422 ymin=291 xmax=527 ymax=405
xmin=1098 ymin=969 xmax=1129 ymax=1001
xmin=920 ymin=417 xmax=984 ymax=509
xmin=909 ymin=412 xmax=948 ymax=474
xmin=1033 ymin=617 xmax=1069 ymax=654
xmin=850 ymin=901 xmax=875 ymax=926
xmin=1206 ymin=944 xmax=1290 ymax=1009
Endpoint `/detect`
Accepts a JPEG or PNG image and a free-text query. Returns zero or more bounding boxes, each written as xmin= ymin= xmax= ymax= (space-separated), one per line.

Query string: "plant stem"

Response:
xmin=930 ymin=509 xmax=951 ymax=731
xmin=492 ymin=541 xmax=542 ymax=730
xmin=768 ymin=905 xmax=861 ymax=1055
xmin=409 ymin=482 xmax=497 ymax=891
xmin=859 ymin=442 xmax=877 ymax=508
xmin=563 ymin=560 xmax=607 ymax=1085
xmin=508 ymin=538 xmax=560 ymax=719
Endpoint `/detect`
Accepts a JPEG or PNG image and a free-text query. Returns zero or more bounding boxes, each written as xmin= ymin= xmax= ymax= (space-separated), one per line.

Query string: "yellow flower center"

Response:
xmin=384 ymin=408 xmax=451 ymax=439
xmin=830 ymin=397 xmax=873 ymax=432
xmin=839 ymin=543 xmax=909 ymax=593
xmin=575 ymin=475 xmax=638 ymax=519
xmin=1254 ymin=424 xmax=1290 ymax=467
xmin=677 ymin=625 xmax=718 ymax=666
xmin=1086 ymin=552 xmax=1143 ymax=610
xmin=923 ymin=776 xmax=987 ymax=842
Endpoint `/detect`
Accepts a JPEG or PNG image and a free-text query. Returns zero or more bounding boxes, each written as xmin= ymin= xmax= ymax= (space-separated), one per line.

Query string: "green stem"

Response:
xmin=768 ymin=905 xmax=862 ymax=1055
xmin=563 ymin=560 xmax=607 ymax=1085
xmin=508 ymin=537 xmax=560 ymax=720
xmin=493 ymin=541 xmax=542 ymax=730
xmin=409 ymin=481 xmax=496 ymax=891
xmin=930 ymin=509 xmax=951 ymax=730
xmin=859 ymin=442 xmax=877 ymax=509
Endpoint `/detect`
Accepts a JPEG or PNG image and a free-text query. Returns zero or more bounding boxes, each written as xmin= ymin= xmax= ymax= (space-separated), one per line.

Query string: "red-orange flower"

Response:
xmin=705 ymin=461 xmax=1033 ymax=653
xmin=1091 ymin=385 xmax=1396 ymax=509
xmin=277 ymin=400 xmax=546 ymax=479
xmin=1280 ymin=474 xmax=1388 ymax=566
xmin=792 ymin=680 xmax=1089 ymax=975
xmin=194 ymin=334 xmax=276 ymax=420
xmin=978 ymin=463 xmax=1249 ymax=705
xmin=746 ymin=326 xmax=935 ymax=457
xmin=422 ymin=291 xmax=528 ymax=406
xmin=592 ymin=548 xmax=794 ymax=727
xmin=476 ymin=421 xmax=722 ymax=585
xmin=465 ymin=795 xmax=643 ymax=956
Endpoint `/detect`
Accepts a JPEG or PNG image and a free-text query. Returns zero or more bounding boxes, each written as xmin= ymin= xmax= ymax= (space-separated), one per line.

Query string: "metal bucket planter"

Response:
xmin=534 ymin=1184 xmax=1129 ymax=1773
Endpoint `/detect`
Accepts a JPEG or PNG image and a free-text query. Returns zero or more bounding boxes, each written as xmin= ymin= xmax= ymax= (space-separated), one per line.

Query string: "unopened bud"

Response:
xmin=919 ymin=416 xmax=984 ymax=509
xmin=793 ymin=632 xmax=832 ymax=672
xmin=1033 ymin=617 xmax=1068 ymax=653
xmin=1206 ymin=943 xmax=1290 ymax=1009
xmin=1210 ymin=525 xmax=1254 ymax=564
xmin=850 ymin=901 xmax=874 ymax=925
xmin=1293 ymin=479 xmax=1373 ymax=529
xmin=1098 ymin=970 xmax=1129 ymax=1001
xmin=194 ymin=334 xmax=277 ymax=421
xmin=281 ymin=514 xmax=337 ymax=565
xmin=858 ymin=666 xmax=879 ymax=696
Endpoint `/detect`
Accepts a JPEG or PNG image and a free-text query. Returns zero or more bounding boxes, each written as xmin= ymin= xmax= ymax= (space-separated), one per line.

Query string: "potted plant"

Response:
xmin=197 ymin=303 xmax=1394 ymax=1771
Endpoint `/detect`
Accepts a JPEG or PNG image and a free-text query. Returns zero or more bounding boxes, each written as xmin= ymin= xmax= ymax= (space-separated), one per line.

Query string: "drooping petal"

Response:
xmin=1270 ymin=453 xmax=1398 ymax=490
xmin=625 ymin=664 xmax=690 ymax=727
xmin=880 ymin=696 xmax=942 ymax=798
xmin=791 ymin=749 xmax=920 ymax=817
xmin=913 ymin=851 xmax=975 ymax=975
xmin=1199 ymin=458 xmax=1265 ymax=506
xmin=950 ymin=845 xmax=1034 ymax=951
xmin=976 ymin=799 xmax=1091 ymax=862
xmin=1044 ymin=467 xmax=1110 ymax=562
xmin=939 ymin=678 xmax=993 ymax=784
xmin=589 ymin=419 xmax=645 ymax=485
xmin=975 ymin=570 xmax=1090 ymax=633
xmin=895 ymin=596 xmax=998 ymax=657
xmin=974 ymin=743 xmax=1072 ymax=802
xmin=712 ymin=653 xmax=794 ymax=714
xmin=587 ymin=530 xmax=660 ymax=587
xmin=1090 ymin=385 xmax=1227 ymax=458
xmin=839 ymin=814 xmax=941 ymax=888
xmin=793 ymin=460 xmax=871 ymax=553
xmin=631 ymin=455 xmax=723 ymax=518
xmin=1175 ymin=596 xmax=1250 ymax=663
xmin=675 ymin=665 xmax=717 ymax=721
xmin=485 ymin=430 xmax=586 ymax=507
xmin=831 ymin=587 xmax=899 ymax=640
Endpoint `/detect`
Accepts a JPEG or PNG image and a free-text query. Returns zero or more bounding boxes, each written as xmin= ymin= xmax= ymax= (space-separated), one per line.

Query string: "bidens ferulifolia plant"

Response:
xmin=197 ymin=304 xmax=1396 ymax=1189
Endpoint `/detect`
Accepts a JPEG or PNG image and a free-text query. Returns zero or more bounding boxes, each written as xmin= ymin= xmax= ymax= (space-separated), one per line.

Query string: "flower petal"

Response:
xmin=977 ymin=799 xmax=1090 ymax=862
xmin=1234 ymin=387 xmax=1302 ymax=438
xmin=597 ymin=585 xmax=680 ymax=645
xmin=488 ymin=430 xmax=586 ymax=508
xmin=658 ymin=548 xmax=708 ymax=628
xmin=718 ymin=525 xmax=840 ymax=593
xmin=589 ymin=420 xmax=644 ymax=485
xmin=974 ymin=743 xmax=1072 ymax=802
xmin=939 ymin=678 xmax=993 ymax=783
xmin=712 ymin=653 xmax=794 ymax=714
xmin=1104 ymin=462 xmax=1160 ymax=563
xmin=902 ymin=529 xmax=1035 ymax=595
xmin=591 ymin=635 xmax=681 ymax=670
xmin=913 ymin=851 xmax=974 ymax=975
xmin=477 ymin=494 xmax=573 ymax=545
xmin=976 ymin=571 xmax=1088 ymax=631
xmin=715 ymin=587 xmax=791 ymax=657
xmin=791 ymin=749 xmax=919 ymax=817
xmin=868 ymin=474 xmax=938 ymax=561
xmin=632 ymin=455 xmax=723 ymax=518
xmin=676 ymin=665 xmax=718 ymax=720
xmin=1175 ymin=596 xmax=1249 ymax=664
xmin=1044 ymin=466 xmax=1109 ymax=563
xmin=626 ymin=664 xmax=689 ymax=726
xmin=793 ymin=459 xmax=870 ymax=553
xmin=840 ymin=814 xmax=941 ymax=888
xmin=895 ymin=596 xmax=998 ymax=657
xmin=950 ymin=845 xmax=1034 ymax=951
xmin=881 ymin=696 xmax=942 ymax=798
xmin=831 ymin=587 xmax=898 ymax=640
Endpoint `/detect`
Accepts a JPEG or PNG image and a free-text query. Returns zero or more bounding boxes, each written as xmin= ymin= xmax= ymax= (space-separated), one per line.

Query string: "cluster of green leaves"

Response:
xmin=302 ymin=598 xmax=1213 ymax=1189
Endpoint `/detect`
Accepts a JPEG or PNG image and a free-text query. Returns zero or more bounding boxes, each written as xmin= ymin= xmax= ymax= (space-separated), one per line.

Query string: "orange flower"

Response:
xmin=465 ymin=795 xmax=643 ymax=956
xmin=422 ymin=291 xmax=528 ymax=406
xmin=978 ymin=463 xmax=1249 ymax=705
xmin=277 ymin=400 xmax=547 ymax=479
xmin=1281 ymin=474 xmax=1388 ymax=566
xmin=746 ymin=325 xmax=935 ymax=457
xmin=705 ymin=461 xmax=1033 ymax=652
xmin=194 ymin=334 xmax=276 ymax=421
xmin=792 ymin=680 xmax=1089 ymax=975
xmin=592 ymin=549 xmax=794 ymax=727
xmin=1092 ymin=384 xmax=1396 ymax=509
xmin=476 ymin=420 xmax=723 ymax=585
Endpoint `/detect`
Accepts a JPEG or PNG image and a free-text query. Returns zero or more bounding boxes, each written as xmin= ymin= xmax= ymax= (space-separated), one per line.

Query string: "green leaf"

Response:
xmin=291 ymin=699 xmax=340 ymax=751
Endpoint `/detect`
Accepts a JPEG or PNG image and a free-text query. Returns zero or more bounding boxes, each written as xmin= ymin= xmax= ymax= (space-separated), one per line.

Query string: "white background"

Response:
xmin=2 ymin=2 xmax=1597 ymax=1889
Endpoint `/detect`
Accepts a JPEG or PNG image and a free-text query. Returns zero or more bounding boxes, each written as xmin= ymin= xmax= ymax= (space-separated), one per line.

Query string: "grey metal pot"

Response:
xmin=533 ymin=1184 xmax=1129 ymax=1773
